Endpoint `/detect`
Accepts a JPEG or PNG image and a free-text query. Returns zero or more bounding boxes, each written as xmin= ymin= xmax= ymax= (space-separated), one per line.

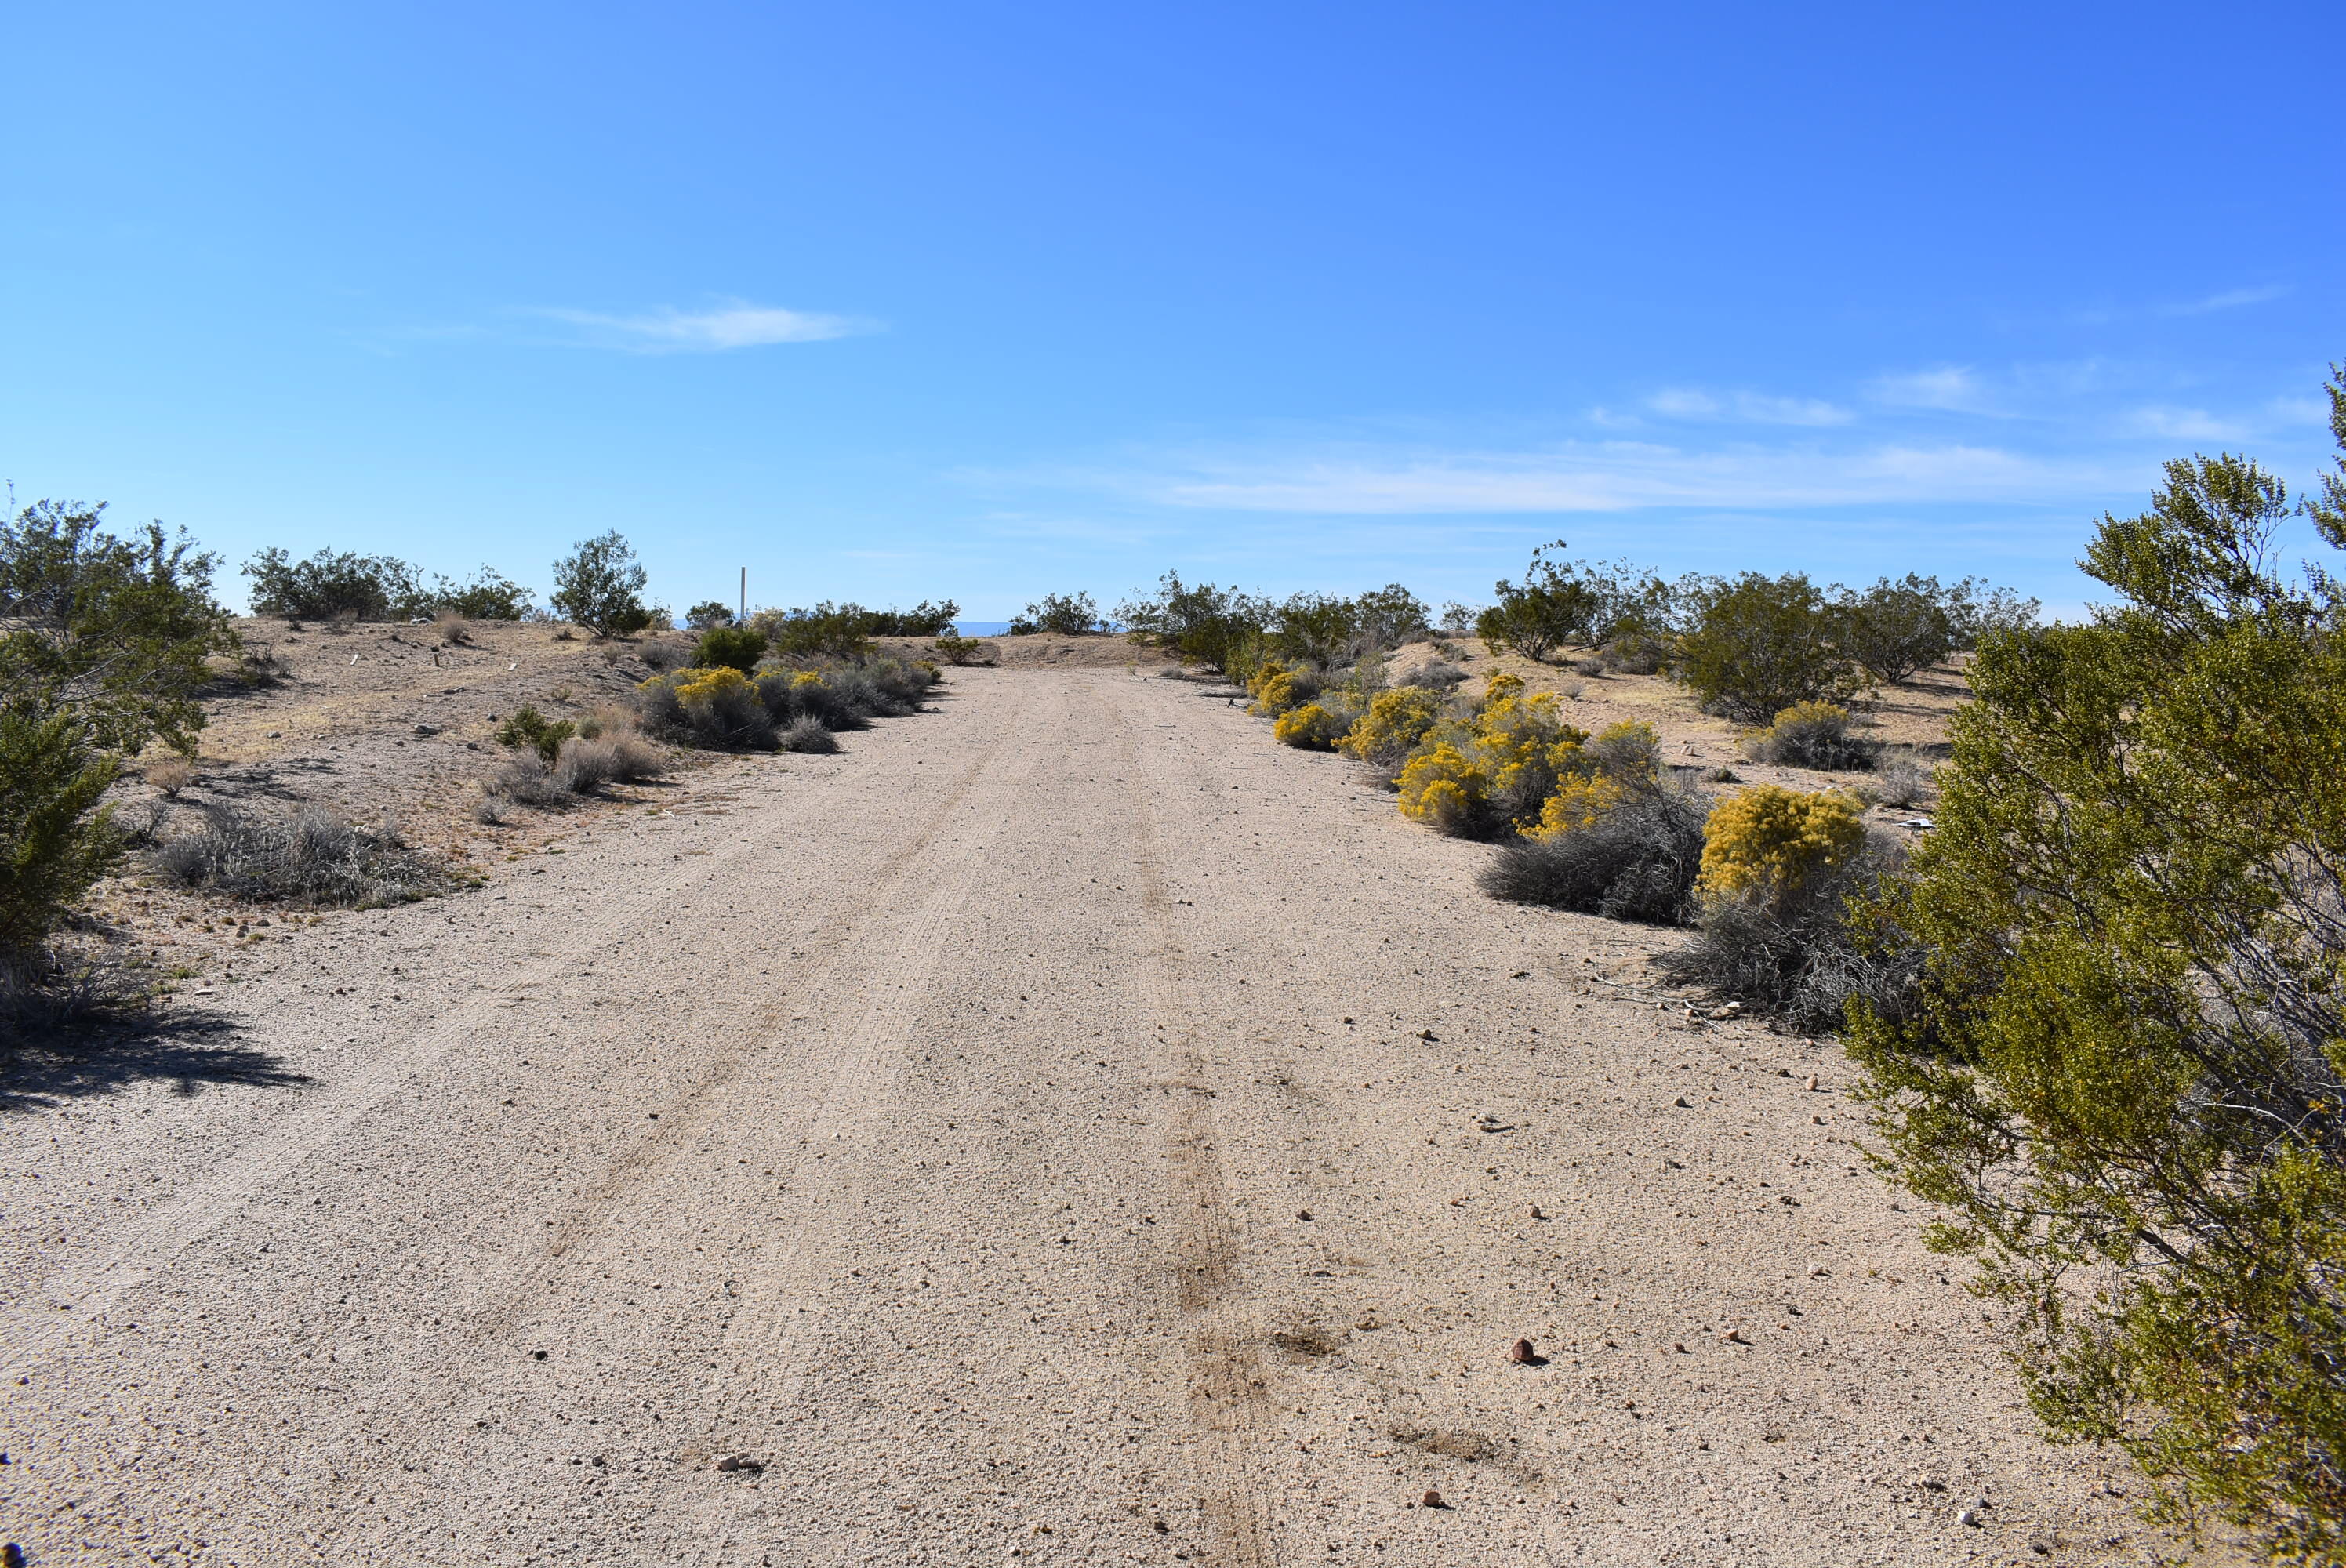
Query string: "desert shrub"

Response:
xmin=1273 ymin=702 xmax=1348 ymax=750
xmin=1338 ymin=686 xmax=1446 ymax=766
xmin=685 ymin=600 xmax=735 ymax=630
xmin=144 ymin=753 xmax=194 ymax=797
xmin=1009 ymin=591 xmax=1108 ymax=636
xmin=693 ymin=625 xmax=767 ymax=673
xmin=0 ymin=706 xmax=125 ymax=978
xmin=1596 ymin=630 xmax=1671 ymax=674
xmin=245 ymin=546 xmax=423 ymax=621
xmin=1395 ymin=743 xmax=1487 ymax=834
xmin=1945 ymin=578 xmax=2043 ymax=650
xmin=1872 ymin=750 xmax=1932 ymax=808
xmin=674 ymin=666 xmax=777 ymax=749
xmin=549 ymin=532 xmax=653 ymax=638
xmin=485 ymin=757 xmax=572 ymax=808
xmin=1482 ymin=782 xmax=1707 ymax=923
xmin=430 ymin=567 xmax=532 ymax=620
xmin=752 ymin=600 xmax=959 ymax=655
xmin=1386 ymin=673 xmax=1591 ymax=837
xmin=153 ymin=804 xmax=444 ymax=906
xmin=637 ymin=652 xmax=936 ymax=750
xmin=1838 ymin=574 xmax=1956 ymax=685
xmin=1470 ymin=676 xmax=1590 ymax=828
xmin=1846 ymin=408 xmax=2346 ymax=1558
xmin=554 ymin=733 xmax=663 ymax=793
xmin=5 ymin=501 xmax=238 ymax=754
xmin=1658 ymin=840 xmax=1918 ymax=1033
xmin=933 ymin=634 xmax=990 ymax=665
xmin=1744 ymin=701 xmax=1876 ymax=771
xmin=1477 ymin=542 xmax=1676 ymax=662
xmin=781 ymin=715 xmax=838 ymax=753
xmin=640 ymin=637 xmax=692 ymax=672
xmin=1697 ymin=784 xmax=1865 ymax=901
xmin=1400 ymin=659 xmax=1467 ymax=689
xmin=496 ymin=705 xmax=576 ymax=765
xmin=1247 ymin=660 xmax=1320 ymax=717
xmin=1117 ymin=573 xmax=1271 ymax=672
xmin=1674 ymin=572 xmax=1860 ymax=723
xmin=1582 ymin=719 xmax=1661 ymax=782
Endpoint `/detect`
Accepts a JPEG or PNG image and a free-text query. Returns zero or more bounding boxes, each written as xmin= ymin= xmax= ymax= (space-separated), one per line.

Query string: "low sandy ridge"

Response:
xmin=5 ymin=667 xmax=2159 ymax=1566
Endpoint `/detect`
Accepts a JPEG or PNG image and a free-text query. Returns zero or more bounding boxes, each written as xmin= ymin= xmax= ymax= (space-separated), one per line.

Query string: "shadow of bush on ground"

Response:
xmin=2 ymin=1006 xmax=308 ymax=1112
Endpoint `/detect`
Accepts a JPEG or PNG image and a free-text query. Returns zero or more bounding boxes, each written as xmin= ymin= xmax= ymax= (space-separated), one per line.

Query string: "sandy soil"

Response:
xmin=2 ymin=666 xmax=2184 ymax=1566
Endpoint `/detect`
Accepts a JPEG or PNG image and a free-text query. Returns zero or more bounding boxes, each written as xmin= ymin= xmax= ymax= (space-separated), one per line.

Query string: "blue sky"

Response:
xmin=6 ymin=2 xmax=2342 ymax=621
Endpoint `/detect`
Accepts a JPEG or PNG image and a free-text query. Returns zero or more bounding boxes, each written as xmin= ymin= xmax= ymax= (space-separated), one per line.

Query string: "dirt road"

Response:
xmin=4 ymin=669 xmax=2154 ymax=1566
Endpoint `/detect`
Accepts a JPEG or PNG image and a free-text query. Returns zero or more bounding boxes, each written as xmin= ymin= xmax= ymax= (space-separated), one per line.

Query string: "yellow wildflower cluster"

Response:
xmin=1274 ymin=702 xmax=1349 ymax=750
xmin=1696 ymin=785 xmax=1865 ymax=900
xmin=674 ymin=666 xmax=750 ymax=706
xmin=1247 ymin=659 xmax=1311 ymax=717
xmin=1394 ymin=743 xmax=1485 ymax=832
xmin=1337 ymin=686 xmax=1444 ymax=761
xmin=1389 ymin=673 xmax=1593 ymax=834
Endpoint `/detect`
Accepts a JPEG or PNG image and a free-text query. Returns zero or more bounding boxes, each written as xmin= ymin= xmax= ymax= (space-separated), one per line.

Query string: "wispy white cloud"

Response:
xmin=536 ymin=300 xmax=876 ymax=352
xmin=2123 ymin=405 xmax=2250 ymax=444
xmin=2266 ymin=395 xmax=2331 ymax=426
xmin=2160 ymin=283 xmax=2290 ymax=317
xmin=1008 ymin=437 xmax=2126 ymax=517
xmin=1865 ymin=365 xmax=2000 ymax=415
xmin=1647 ymin=387 xmax=1852 ymax=426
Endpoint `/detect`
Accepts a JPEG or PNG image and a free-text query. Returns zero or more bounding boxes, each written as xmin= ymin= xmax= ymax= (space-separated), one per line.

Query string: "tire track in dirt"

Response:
xmin=1105 ymin=685 xmax=1287 ymax=1568
xmin=653 ymin=695 xmax=1059 ymax=1568
xmin=292 ymin=680 xmax=1068 ymax=1553
xmin=0 ymin=685 xmax=1023 ymax=1391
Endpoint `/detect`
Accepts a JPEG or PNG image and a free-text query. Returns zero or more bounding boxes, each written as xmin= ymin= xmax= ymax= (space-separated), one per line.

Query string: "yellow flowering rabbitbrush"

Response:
xmin=1273 ymin=702 xmax=1349 ymax=750
xmin=1696 ymin=784 xmax=1865 ymax=901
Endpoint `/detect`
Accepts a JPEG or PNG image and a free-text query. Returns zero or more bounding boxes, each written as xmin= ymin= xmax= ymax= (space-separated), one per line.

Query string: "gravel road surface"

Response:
xmin=3 ymin=670 xmax=2153 ymax=1566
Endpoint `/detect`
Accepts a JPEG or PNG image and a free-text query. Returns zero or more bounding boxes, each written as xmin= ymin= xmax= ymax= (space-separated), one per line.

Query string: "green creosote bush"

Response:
xmin=245 ymin=546 xmax=531 ymax=622
xmin=1743 ymin=701 xmax=1876 ymax=771
xmin=495 ymin=705 xmax=576 ymax=765
xmin=1008 ymin=591 xmax=1109 ymax=636
xmin=1672 ymin=572 xmax=1861 ymax=724
xmin=932 ymin=633 xmax=991 ymax=666
xmin=684 ymin=600 xmax=736 ymax=631
xmin=3 ymin=499 xmax=237 ymax=1018
xmin=692 ymin=625 xmax=768 ymax=674
xmin=548 ymin=532 xmax=653 ymax=639
xmin=1476 ymin=541 xmax=1675 ymax=664
xmin=0 ymin=706 xmax=124 ymax=985
xmin=1847 ymin=376 xmax=2346 ymax=1560
xmin=750 ymin=601 xmax=959 ymax=659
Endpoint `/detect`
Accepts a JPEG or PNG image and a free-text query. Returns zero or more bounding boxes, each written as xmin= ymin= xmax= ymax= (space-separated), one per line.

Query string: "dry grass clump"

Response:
xmin=554 ymin=732 xmax=663 ymax=793
xmin=781 ymin=714 xmax=839 ymax=753
xmin=144 ymin=754 xmax=194 ymax=798
xmin=1872 ymin=748 xmax=1933 ymax=807
xmin=152 ymin=804 xmax=446 ymax=907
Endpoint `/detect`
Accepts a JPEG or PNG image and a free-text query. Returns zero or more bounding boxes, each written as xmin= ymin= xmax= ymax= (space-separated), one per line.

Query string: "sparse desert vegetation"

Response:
xmin=15 ymin=379 xmax=2346 ymax=1565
